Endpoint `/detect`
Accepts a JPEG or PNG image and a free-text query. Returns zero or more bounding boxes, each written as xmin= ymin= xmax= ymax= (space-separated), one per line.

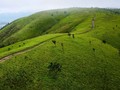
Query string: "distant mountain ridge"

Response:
xmin=0 ymin=12 xmax=33 ymax=29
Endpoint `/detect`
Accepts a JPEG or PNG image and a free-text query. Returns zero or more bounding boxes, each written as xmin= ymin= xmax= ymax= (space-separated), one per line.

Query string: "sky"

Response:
xmin=0 ymin=0 xmax=120 ymax=28
xmin=0 ymin=0 xmax=120 ymax=13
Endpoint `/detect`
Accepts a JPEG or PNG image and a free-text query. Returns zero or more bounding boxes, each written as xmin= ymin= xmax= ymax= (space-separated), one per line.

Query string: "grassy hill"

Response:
xmin=0 ymin=8 xmax=120 ymax=90
xmin=0 ymin=10 xmax=68 ymax=47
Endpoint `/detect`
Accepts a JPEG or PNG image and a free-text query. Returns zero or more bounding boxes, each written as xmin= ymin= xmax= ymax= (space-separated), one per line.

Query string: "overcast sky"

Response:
xmin=0 ymin=0 xmax=120 ymax=13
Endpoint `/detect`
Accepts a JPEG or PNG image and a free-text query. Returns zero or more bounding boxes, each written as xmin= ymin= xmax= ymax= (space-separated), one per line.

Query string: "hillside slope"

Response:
xmin=0 ymin=10 xmax=68 ymax=47
xmin=0 ymin=8 xmax=120 ymax=49
xmin=0 ymin=8 xmax=120 ymax=90
xmin=0 ymin=34 xmax=120 ymax=90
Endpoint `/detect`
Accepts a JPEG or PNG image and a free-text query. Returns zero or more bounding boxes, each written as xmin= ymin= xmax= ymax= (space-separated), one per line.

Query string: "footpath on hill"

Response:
xmin=0 ymin=29 xmax=92 ymax=63
xmin=0 ymin=35 xmax=63 ymax=63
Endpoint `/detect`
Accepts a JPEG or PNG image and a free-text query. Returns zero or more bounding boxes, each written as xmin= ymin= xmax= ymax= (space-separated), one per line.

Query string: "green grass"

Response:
xmin=0 ymin=10 xmax=68 ymax=47
xmin=0 ymin=8 xmax=120 ymax=90
xmin=1 ymin=8 xmax=120 ymax=49
xmin=0 ymin=34 xmax=63 ymax=59
xmin=0 ymin=35 xmax=120 ymax=90
xmin=84 ymin=13 xmax=120 ymax=49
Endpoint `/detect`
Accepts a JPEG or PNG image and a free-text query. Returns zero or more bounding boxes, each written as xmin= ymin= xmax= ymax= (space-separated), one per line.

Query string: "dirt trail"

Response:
xmin=0 ymin=35 xmax=63 ymax=63
xmin=0 ymin=29 xmax=92 ymax=63
xmin=0 ymin=49 xmax=31 ymax=63
xmin=76 ymin=29 xmax=92 ymax=34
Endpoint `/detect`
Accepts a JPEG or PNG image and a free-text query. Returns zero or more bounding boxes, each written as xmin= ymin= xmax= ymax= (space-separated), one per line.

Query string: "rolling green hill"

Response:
xmin=0 ymin=8 xmax=120 ymax=90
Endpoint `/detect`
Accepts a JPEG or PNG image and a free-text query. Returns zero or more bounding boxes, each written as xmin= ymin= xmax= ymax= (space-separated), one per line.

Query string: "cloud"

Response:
xmin=0 ymin=0 xmax=120 ymax=13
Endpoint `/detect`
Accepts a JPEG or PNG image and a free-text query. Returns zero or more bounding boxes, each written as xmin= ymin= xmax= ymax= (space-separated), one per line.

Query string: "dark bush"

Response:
xmin=72 ymin=34 xmax=75 ymax=38
xmin=64 ymin=11 xmax=67 ymax=14
xmin=102 ymin=40 xmax=106 ymax=44
xmin=19 ymin=45 xmax=21 ymax=47
xmin=93 ymin=48 xmax=95 ymax=52
xmin=89 ymin=41 xmax=92 ymax=44
xmin=48 ymin=62 xmax=62 ymax=72
xmin=24 ymin=56 xmax=28 ymax=59
xmin=68 ymin=33 xmax=71 ymax=37
xmin=8 ymin=48 xmax=11 ymax=51
xmin=52 ymin=40 xmax=56 ymax=46
xmin=61 ymin=43 xmax=64 ymax=50
xmin=118 ymin=49 xmax=120 ymax=56
xmin=51 ymin=14 xmax=53 ymax=16
xmin=61 ymin=43 xmax=63 ymax=47
xmin=48 ymin=62 xmax=62 ymax=79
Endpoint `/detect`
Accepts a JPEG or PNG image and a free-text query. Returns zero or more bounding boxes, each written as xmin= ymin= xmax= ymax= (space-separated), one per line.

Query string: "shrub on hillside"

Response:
xmin=64 ymin=11 xmax=67 ymax=14
xmin=48 ymin=62 xmax=62 ymax=79
xmin=8 ymin=48 xmax=11 ymax=51
xmin=52 ymin=40 xmax=56 ymax=46
xmin=61 ymin=43 xmax=64 ymax=51
xmin=89 ymin=41 xmax=92 ymax=44
xmin=23 ymin=43 xmax=25 ymax=45
xmin=93 ymin=48 xmax=95 ymax=52
xmin=102 ymin=40 xmax=106 ymax=44
xmin=118 ymin=49 xmax=120 ymax=56
xmin=72 ymin=34 xmax=75 ymax=38
xmin=24 ymin=56 xmax=28 ymax=59
xmin=68 ymin=33 xmax=71 ymax=37
xmin=51 ymin=14 xmax=54 ymax=16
